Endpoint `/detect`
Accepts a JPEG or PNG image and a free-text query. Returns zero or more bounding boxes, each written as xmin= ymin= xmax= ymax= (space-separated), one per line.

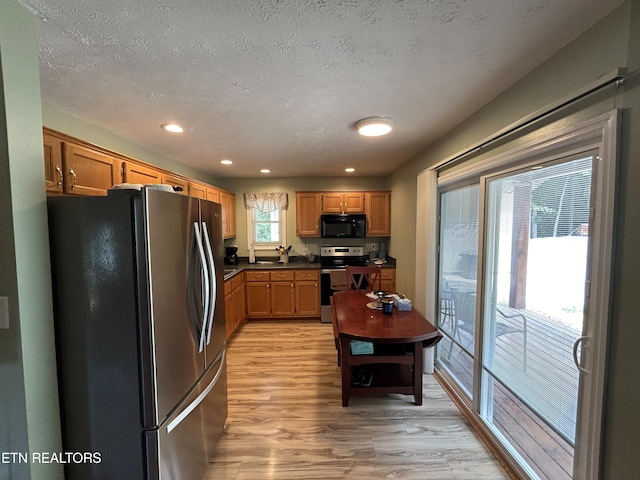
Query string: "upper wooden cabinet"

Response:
xmin=162 ymin=173 xmax=189 ymax=194
xmin=206 ymin=187 xmax=221 ymax=204
xmin=207 ymin=187 xmax=237 ymax=238
xmin=295 ymin=192 xmax=322 ymax=237
xmin=321 ymin=192 xmax=364 ymax=213
xmin=43 ymin=133 xmax=64 ymax=194
xmin=295 ymin=190 xmax=390 ymax=237
xmin=220 ymin=191 xmax=236 ymax=238
xmin=365 ymin=191 xmax=391 ymax=236
xmin=44 ymin=131 xmax=119 ymax=195
xmin=42 ymin=129 xmax=234 ymax=238
xmin=63 ymin=144 xmax=120 ymax=196
xmin=188 ymin=182 xmax=207 ymax=199
xmin=122 ymin=161 xmax=162 ymax=185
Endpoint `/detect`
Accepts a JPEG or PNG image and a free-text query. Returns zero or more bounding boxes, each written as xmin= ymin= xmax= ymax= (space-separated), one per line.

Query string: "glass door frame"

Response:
xmin=432 ymin=111 xmax=619 ymax=480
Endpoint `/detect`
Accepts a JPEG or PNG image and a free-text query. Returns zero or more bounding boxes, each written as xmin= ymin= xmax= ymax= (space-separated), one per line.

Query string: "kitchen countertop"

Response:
xmin=223 ymin=257 xmax=396 ymax=281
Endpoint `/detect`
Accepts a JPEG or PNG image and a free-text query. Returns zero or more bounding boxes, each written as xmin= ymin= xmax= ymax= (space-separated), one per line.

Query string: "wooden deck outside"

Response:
xmin=437 ymin=307 xmax=581 ymax=480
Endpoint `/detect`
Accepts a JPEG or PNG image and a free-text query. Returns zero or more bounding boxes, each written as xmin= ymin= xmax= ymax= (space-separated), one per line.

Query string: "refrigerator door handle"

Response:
xmin=201 ymin=222 xmax=217 ymax=345
xmin=187 ymin=227 xmax=202 ymax=344
xmin=193 ymin=222 xmax=210 ymax=352
xmin=166 ymin=349 xmax=226 ymax=434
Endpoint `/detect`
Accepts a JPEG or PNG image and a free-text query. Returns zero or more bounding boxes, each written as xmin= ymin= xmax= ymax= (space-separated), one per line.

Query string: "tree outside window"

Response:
xmin=244 ymin=192 xmax=288 ymax=250
xmin=253 ymin=208 xmax=282 ymax=244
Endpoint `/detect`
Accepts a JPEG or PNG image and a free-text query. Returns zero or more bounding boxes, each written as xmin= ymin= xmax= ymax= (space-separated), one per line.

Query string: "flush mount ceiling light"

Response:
xmin=345 ymin=167 xmax=355 ymax=173
xmin=161 ymin=123 xmax=183 ymax=133
xmin=220 ymin=159 xmax=232 ymax=165
xmin=260 ymin=169 xmax=271 ymax=174
xmin=355 ymin=117 xmax=394 ymax=137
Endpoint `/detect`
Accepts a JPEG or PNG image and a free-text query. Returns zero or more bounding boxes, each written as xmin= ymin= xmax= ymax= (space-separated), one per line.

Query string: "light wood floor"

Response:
xmin=204 ymin=320 xmax=511 ymax=480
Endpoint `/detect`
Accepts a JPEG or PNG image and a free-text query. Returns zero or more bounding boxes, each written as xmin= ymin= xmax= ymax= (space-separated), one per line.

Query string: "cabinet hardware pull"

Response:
xmin=69 ymin=167 xmax=77 ymax=190
xmin=55 ymin=165 xmax=63 ymax=189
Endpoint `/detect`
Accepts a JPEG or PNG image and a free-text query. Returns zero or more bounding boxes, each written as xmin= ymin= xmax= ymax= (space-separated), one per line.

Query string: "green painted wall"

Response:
xmin=390 ymin=2 xmax=640 ymax=478
xmin=0 ymin=1 xmax=63 ymax=479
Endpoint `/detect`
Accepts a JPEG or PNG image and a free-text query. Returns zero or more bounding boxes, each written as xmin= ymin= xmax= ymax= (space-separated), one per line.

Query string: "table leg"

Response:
xmin=340 ymin=337 xmax=351 ymax=407
xmin=414 ymin=341 xmax=424 ymax=406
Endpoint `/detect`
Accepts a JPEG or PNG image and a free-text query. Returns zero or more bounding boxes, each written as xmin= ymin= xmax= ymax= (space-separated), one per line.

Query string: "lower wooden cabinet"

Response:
xmin=245 ymin=269 xmax=319 ymax=319
xmin=294 ymin=270 xmax=320 ymax=316
xmin=270 ymin=270 xmax=296 ymax=317
xmin=380 ymin=268 xmax=396 ymax=293
xmin=224 ymin=273 xmax=245 ymax=340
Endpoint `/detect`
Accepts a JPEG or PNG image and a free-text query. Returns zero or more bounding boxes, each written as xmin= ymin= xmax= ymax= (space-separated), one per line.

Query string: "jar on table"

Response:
xmin=381 ymin=298 xmax=394 ymax=315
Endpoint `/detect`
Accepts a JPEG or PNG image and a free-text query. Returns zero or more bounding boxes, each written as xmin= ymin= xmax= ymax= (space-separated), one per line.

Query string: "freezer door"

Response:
xmin=199 ymin=199 xmax=226 ymax=369
xmin=48 ymin=195 xmax=147 ymax=480
xmin=141 ymin=189 xmax=204 ymax=426
xmin=145 ymin=349 xmax=228 ymax=480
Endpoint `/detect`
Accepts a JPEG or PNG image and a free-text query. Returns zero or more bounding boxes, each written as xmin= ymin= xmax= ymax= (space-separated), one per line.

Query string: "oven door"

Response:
xmin=320 ymin=268 xmax=345 ymax=323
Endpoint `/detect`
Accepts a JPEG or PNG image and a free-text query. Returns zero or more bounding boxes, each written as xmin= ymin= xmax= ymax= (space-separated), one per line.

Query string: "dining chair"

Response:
xmin=345 ymin=265 xmax=382 ymax=291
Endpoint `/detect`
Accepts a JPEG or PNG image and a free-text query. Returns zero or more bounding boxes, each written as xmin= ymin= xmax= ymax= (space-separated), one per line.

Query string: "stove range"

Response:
xmin=319 ymin=246 xmax=366 ymax=323
xmin=320 ymin=246 xmax=366 ymax=271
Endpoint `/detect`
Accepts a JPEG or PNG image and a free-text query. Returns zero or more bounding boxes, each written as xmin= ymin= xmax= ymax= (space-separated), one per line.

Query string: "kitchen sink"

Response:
xmin=223 ymin=268 xmax=238 ymax=279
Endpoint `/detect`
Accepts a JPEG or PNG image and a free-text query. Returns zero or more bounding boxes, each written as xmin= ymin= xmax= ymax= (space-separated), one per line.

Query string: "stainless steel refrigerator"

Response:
xmin=47 ymin=187 xmax=227 ymax=480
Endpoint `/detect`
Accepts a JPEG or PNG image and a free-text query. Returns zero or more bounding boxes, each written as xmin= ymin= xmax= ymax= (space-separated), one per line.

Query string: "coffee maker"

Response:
xmin=225 ymin=246 xmax=239 ymax=265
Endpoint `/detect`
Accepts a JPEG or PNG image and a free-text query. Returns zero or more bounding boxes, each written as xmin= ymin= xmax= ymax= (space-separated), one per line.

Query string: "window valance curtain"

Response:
xmin=244 ymin=192 xmax=288 ymax=213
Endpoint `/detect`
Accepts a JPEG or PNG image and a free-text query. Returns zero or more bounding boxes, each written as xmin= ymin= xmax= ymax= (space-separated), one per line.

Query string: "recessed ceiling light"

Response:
xmin=345 ymin=167 xmax=355 ymax=173
xmin=260 ymin=169 xmax=271 ymax=174
xmin=161 ymin=123 xmax=184 ymax=133
xmin=355 ymin=117 xmax=394 ymax=137
xmin=220 ymin=159 xmax=232 ymax=165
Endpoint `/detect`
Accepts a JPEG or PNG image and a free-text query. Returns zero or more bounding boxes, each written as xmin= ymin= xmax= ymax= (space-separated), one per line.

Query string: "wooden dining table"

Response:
xmin=331 ymin=290 xmax=442 ymax=406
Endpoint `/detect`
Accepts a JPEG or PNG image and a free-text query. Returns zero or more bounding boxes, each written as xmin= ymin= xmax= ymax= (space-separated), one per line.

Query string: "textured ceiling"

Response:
xmin=20 ymin=0 xmax=623 ymax=177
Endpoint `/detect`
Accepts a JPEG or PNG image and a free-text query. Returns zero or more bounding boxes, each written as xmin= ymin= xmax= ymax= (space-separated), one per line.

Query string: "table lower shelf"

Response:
xmin=349 ymin=363 xmax=415 ymax=396
xmin=340 ymin=338 xmax=424 ymax=406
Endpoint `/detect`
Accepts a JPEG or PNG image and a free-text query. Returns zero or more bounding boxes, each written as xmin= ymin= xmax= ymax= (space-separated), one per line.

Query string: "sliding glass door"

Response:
xmin=479 ymin=153 xmax=594 ymax=479
xmin=437 ymin=184 xmax=480 ymax=399
xmin=434 ymin=111 xmax=617 ymax=480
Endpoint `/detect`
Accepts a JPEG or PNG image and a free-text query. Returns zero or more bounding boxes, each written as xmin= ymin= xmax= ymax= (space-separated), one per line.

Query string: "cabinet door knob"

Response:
xmin=69 ymin=167 xmax=77 ymax=190
xmin=55 ymin=165 xmax=63 ymax=189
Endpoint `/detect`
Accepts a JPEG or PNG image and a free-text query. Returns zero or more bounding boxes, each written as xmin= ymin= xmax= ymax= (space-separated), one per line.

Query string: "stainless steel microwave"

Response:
xmin=320 ymin=214 xmax=366 ymax=238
